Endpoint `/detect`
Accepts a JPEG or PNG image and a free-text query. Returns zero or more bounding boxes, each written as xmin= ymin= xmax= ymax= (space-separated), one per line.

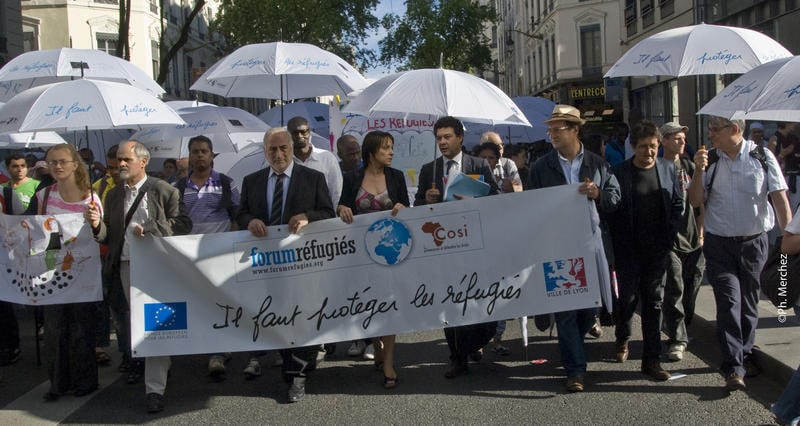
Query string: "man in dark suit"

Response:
xmin=237 ymin=127 xmax=335 ymax=403
xmin=414 ymin=116 xmax=499 ymax=379
xmin=86 ymin=140 xmax=192 ymax=413
xmin=529 ymin=104 xmax=620 ymax=392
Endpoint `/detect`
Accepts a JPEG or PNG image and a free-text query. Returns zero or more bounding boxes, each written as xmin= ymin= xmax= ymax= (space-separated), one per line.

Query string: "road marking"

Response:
xmin=2 ymin=353 xmax=123 ymax=425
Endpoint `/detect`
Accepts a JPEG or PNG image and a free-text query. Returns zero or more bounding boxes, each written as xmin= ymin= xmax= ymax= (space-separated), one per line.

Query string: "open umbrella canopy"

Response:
xmin=604 ymin=23 xmax=791 ymax=78
xmin=258 ymin=101 xmax=329 ymax=135
xmin=131 ymin=105 xmax=269 ymax=156
xmin=0 ymin=79 xmax=184 ymax=135
xmin=0 ymin=48 xmax=165 ymax=101
xmin=190 ymin=42 xmax=369 ymax=100
xmin=698 ymin=56 xmax=800 ymax=121
xmin=342 ymin=68 xmax=531 ymax=126
xmin=165 ymin=100 xmax=216 ymax=111
xmin=0 ymin=131 xmax=66 ymax=147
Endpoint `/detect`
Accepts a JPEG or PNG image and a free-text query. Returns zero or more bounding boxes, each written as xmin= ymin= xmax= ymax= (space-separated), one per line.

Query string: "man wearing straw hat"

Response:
xmin=529 ymin=104 xmax=620 ymax=392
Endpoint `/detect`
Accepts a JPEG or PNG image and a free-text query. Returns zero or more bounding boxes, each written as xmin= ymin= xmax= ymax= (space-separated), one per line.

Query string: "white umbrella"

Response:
xmin=258 ymin=101 xmax=329 ymax=135
xmin=0 ymin=79 xmax=184 ymax=135
xmin=190 ymin=42 xmax=369 ymax=100
xmin=0 ymin=131 xmax=66 ymax=147
xmin=342 ymin=68 xmax=531 ymax=126
xmin=165 ymin=100 xmax=216 ymax=111
xmin=698 ymin=56 xmax=800 ymax=121
xmin=131 ymin=105 xmax=269 ymax=156
xmin=604 ymin=23 xmax=792 ymax=78
xmin=0 ymin=48 xmax=165 ymax=101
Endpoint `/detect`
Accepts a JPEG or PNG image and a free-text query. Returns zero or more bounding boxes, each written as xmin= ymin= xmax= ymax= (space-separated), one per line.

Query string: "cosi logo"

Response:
xmin=421 ymin=222 xmax=468 ymax=247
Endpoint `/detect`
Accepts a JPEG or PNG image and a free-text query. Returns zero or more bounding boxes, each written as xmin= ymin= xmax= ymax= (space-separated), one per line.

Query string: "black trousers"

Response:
xmin=615 ymin=252 xmax=670 ymax=362
xmin=0 ymin=301 xmax=20 ymax=351
xmin=280 ymin=346 xmax=320 ymax=379
xmin=444 ymin=321 xmax=497 ymax=365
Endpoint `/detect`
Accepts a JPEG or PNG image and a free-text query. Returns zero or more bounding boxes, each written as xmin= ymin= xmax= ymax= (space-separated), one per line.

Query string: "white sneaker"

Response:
xmin=243 ymin=358 xmax=262 ymax=377
xmin=667 ymin=343 xmax=686 ymax=361
xmin=347 ymin=341 xmax=366 ymax=357
xmin=208 ymin=355 xmax=226 ymax=376
xmin=363 ymin=343 xmax=375 ymax=360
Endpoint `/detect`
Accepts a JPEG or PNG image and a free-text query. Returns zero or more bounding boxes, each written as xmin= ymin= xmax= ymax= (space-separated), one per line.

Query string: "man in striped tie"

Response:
xmin=237 ymin=127 xmax=335 ymax=403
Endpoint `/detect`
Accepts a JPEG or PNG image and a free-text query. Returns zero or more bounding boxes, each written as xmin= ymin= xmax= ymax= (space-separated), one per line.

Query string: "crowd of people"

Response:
xmin=0 ymin=107 xmax=797 ymax=423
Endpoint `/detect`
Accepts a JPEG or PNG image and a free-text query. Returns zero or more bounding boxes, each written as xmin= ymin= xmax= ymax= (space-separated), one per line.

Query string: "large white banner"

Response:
xmin=131 ymin=186 xmax=606 ymax=357
xmin=0 ymin=213 xmax=102 ymax=305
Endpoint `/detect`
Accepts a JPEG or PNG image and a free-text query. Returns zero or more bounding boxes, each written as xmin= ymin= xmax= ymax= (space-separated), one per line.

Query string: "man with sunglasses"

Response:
xmin=288 ymin=116 xmax=342 ymax=207
xmin=529 ymin=104 xmax=620 ymax=393
xmin=689 ymin=116 xmax=792 ymax=392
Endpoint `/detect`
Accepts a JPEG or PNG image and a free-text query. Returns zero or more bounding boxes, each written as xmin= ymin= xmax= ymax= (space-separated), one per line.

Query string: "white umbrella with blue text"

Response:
xmin=0 ymin=79 xmax=184 ymax=135
xmin=0 ymin=48 xmax=165 ymax=102
xmin=604 ymin=23 xmax=791 ymax=78
xmin=190 ymin=42 xmax=369 ymax=125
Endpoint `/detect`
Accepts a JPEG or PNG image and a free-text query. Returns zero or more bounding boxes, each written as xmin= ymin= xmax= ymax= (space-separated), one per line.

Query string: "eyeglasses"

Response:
xmin=546 ymin=126 xmax=571 ymax=135
xmin=47 ymin=160 xmax=74 ymax=167
xmin=708 ymin=124 xmax=731 ymax=133
xmin=291 ymin=128 xmax=310 ymax=135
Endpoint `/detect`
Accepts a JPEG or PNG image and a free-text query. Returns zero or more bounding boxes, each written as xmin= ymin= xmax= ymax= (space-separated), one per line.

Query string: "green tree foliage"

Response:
xmin=213 ymin=0 xmax=380 ymax=71
xmin=379 ymin=0 xmax=496 ymax=72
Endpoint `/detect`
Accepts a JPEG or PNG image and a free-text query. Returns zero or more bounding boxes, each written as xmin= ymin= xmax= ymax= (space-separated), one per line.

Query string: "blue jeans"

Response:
xmin=772 ymin=363 xmax=800 ymax=426
xmin=555 ymin=308 xmax=595 ymax=377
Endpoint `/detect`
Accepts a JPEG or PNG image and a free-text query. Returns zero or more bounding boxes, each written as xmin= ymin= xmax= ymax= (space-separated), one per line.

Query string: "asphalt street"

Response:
xmin=0 ymin=307 xmax=786 ymax=425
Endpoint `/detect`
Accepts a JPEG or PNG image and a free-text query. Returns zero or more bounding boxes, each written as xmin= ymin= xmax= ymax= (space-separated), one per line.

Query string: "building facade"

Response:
xmin=496 ymin=0 xmax=625 ymax=136
xmin=1 ymin=1 xmax=25 ymax=66
xmin=19 ymin=0 xmax=264 ymax=112
xmin=495 ymin=0 xmax=799 ymax=145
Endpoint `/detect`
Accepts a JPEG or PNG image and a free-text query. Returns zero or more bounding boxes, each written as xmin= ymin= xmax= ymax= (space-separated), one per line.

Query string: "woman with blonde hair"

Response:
xmin=31 ymin=144 xmax=103 ymax=401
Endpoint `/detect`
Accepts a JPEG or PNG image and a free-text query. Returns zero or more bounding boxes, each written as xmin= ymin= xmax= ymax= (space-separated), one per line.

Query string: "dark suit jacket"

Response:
xmin=237 ymin=163 xmax=335 ymax=228
xmin=339 ymin=166 xmax=410 ymax=211
xmin=529 ymin=148 xmax=621 ymax=214
xmin=609 ymin=158 xmax=684 ymax=259
xmin=95 ymin=177 xmax=192 ymax=279
xmin=414 ymin=154 xmax=499 ymax=205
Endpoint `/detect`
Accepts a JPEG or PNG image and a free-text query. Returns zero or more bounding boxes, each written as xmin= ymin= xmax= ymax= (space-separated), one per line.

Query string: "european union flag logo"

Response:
xmin=144 ymin=302 xmax=188 ymax=331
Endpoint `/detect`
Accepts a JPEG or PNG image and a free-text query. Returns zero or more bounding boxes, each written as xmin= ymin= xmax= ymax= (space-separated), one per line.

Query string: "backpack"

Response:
xmin=705 ymin=145 xmax=769 ymax=193
xmin=3 ymin=186 xmax=13 ymax=215
xmin=176 ymin=174 xmax=236 ymax=220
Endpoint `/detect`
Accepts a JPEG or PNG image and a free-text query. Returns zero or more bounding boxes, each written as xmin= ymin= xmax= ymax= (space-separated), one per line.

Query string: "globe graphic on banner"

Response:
xmin=364 ymin=218 xmax=413 ymax=266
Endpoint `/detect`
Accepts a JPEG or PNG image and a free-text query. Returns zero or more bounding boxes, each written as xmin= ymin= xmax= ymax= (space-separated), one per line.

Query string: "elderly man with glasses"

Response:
xmin=689 ymin=116 xmax=792 ymax=392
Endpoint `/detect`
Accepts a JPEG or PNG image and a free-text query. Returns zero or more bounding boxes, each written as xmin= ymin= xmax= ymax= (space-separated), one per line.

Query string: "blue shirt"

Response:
xmin=182 ymin=170 xmax=241 ymax=235
xmin=558 ymin=146 xmax=584 ymax=185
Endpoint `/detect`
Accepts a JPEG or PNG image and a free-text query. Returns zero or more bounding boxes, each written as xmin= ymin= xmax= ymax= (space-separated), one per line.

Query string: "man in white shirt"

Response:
xmin=288 ymin=116 xmax=343 ymax=206
xmin=689 ymin=116 xmax=792 ymax=392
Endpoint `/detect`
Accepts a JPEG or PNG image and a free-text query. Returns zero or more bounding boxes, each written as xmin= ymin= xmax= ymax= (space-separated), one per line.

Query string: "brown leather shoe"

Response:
xmin=725 ymin=372 xmax=746 ymax=391
xmin=566 ymin=375 xmax=584 ymax=392
xmin=641 ymin=360 xmax=671 ymax=381
xmin=615 ymin=340 xmax=629 ymax=363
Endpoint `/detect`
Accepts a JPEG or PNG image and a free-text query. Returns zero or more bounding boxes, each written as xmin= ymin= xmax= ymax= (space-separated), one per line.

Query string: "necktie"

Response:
xmin=446 ymin=159 xmax=456 ymax=177
xmin=269 ymin=173 xmax=284 ymax=225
